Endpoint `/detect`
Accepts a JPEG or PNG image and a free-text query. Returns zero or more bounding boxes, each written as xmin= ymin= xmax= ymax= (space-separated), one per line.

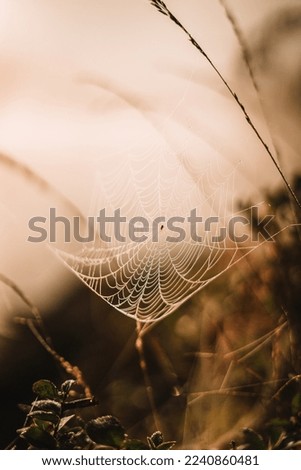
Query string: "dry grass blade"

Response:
xmin=15 ymin=317 xmax=92 ymax=399
xmin=218 ymin=0 xmax=301 ymax=241
xmin=218 ymin=0 xmax=259 ymax=93
xmin=0 ymin=273 xmax=91 ymax=397
xmin=0 ymin=273 xmax=42 ymax=325
xmin=188 ymin=378 xmax=291 ymax=409
xmin=148 ymin=0 xmax=301 ymax=209
xmin=0 ymin=151 xmax=84 ymax=219
xmin=150 ymin=0 xmax=168 ymax=16
xmin=271 ymin=374 xmax=301 ymax=401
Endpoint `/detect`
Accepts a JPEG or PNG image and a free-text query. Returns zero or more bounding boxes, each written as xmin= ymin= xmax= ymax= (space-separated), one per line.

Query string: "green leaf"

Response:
xmin=266 ymin=418 xmax=290 ymax=445
xmin=268 ymin=418 xmax=290 ymax=427
xmin=32 ymin=419 xmax=54 ymax=432
xmin=21 ymin=426 xmax=57 ymax=449
xmin=86 ymin=416 xmax=126 ymax=449
xmin=32 ymin=380 xmax=59 ymax=400
xmin=28 ymin=410 xmax=60 ymax=426
xmin=242 ymin=428 xmax=266 ymax=450
xmin=291 ymin=393 xmax=301 ymax=415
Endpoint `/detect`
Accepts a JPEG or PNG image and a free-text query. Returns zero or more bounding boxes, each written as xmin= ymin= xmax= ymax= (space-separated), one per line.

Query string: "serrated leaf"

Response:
xmin=29 ymin=410 xmax=60 ymax=426
xmin=33 ymin=380 xmax=59 ymax=400
xmin=21 ymin=426 xmax=56 ymax=449
xmin=33 ymin=399 xmax=62 ymax=415
xmin=86 ymin=416 xmax=126 ymax=448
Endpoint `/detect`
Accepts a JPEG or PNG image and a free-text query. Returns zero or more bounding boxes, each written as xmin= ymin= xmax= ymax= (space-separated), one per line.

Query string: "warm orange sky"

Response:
xmin=0 ymin=0 xmax=295 ymax=205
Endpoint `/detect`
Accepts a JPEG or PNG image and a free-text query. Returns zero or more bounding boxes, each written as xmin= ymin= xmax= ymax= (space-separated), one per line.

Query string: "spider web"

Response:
xmin=55 ymin=134 xmax=262 ymax=322
xmin=51 ymin=0 xmax=298 ymax=323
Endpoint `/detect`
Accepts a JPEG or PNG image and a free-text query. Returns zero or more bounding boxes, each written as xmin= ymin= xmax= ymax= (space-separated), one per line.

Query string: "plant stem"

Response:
xmin=135 ymin=321 xmax=161 ymax=431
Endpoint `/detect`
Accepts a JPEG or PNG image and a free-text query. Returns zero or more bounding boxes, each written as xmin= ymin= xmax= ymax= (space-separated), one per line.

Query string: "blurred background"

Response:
xmin=0 ymin=0 xmax=301 ymax=449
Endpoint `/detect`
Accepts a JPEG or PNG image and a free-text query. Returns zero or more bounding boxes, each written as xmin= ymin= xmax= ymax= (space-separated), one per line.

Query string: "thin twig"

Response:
xmin=230 ymin=323 xmax=287 ymax=362
xmin=218 ymin=0 xmax=259 ymax=93
xmin=218 ymin=0 xmax=301 ymax=237
xmin=189 ymin=377 xmax=287 ymax=406
xmin=271 ymin=374 xmax=301 ymax=401
xmin=189 ymin=322 xmax=287 ymax=362
xmin=148 ymin=335 xmax=182 ymax=397
xmin=149 ymin=0 xmax=301 ymax=209
xmin=15 ymin=317 xmax=92 ymax=398
xmin=0 ymin=152 xmax=84 ymax=219
xmin=0 ymin=273 xmax=50 ymax=342
xmin=188 ymin=389 xmax=267 ymax=405
xmin=0 ymin=273 xmax=92 ymax=397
